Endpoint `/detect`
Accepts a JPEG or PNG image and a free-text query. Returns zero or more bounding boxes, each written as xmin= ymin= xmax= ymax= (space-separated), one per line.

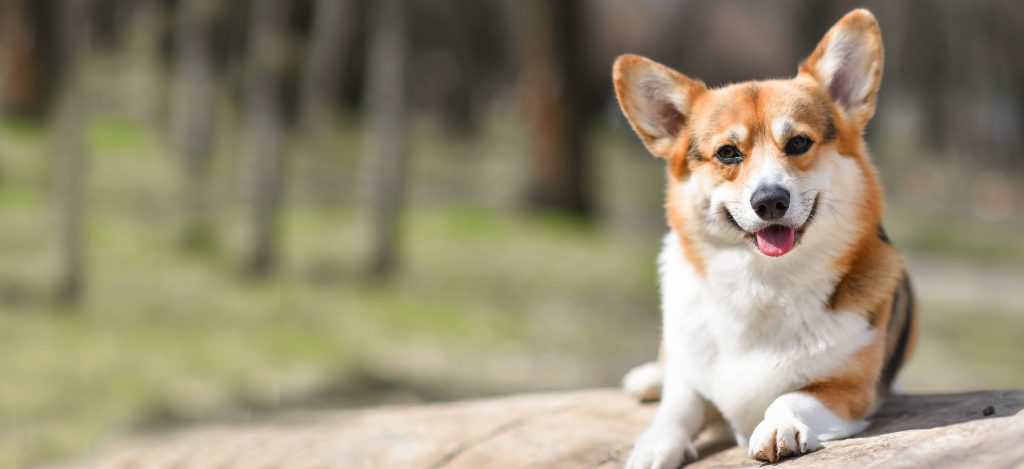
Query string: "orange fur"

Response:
xmin=797 ymin=11 xmax=913 ymax=420
xmin=665 ymin=182 xmax=706 ymax=277
xmin=828 ymin=237 xmax=902 ymax=323
xmin=805 ymin=241 xmax=901 ymax=420
xmin=800 ymin=337 xmax=883 ymax=420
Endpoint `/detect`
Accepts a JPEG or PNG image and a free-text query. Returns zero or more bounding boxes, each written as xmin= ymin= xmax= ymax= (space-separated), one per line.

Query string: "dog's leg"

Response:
xmin=625 ymin=371 xmax=706 ymax=469
xmin=748 ymin=338 xmax=882 ymax=462
xmin=747 ymin=391 xmax=869 ymax=462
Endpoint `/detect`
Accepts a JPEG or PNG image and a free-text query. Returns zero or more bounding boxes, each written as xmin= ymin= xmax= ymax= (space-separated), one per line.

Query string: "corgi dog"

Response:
xmin=612 ymin=9 xmax=917 ymax=468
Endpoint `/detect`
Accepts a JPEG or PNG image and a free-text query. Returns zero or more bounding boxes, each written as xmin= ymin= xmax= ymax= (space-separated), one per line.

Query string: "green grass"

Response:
xmin=884 ymin=207 xmax=1024 ymax=268
xmin=902 ymin=303 xmax=1024 ymax=391
xmin=86 ymin=115 xmax=158 ymax=153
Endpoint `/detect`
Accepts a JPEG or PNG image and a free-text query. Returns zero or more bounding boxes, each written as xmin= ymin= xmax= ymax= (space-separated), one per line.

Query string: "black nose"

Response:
xmin=750 ymin=185 xmax=790 ymax=220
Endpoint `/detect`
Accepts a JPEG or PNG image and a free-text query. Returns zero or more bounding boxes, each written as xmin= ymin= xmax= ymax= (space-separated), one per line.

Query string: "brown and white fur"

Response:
xmin=612 ymin=10 xmax=917 ymax=467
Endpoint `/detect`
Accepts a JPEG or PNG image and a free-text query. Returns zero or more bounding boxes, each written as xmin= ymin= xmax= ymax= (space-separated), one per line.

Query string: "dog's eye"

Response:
xmin=715 ymin=145 xmax=743 ymax=164
xmin=784 ymin=135 xmax=813 ymax=155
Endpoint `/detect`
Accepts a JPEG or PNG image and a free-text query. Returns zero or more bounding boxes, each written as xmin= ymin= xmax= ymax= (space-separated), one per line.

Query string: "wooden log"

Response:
xmin=74 ymin=388 xmax=1024 ymax=468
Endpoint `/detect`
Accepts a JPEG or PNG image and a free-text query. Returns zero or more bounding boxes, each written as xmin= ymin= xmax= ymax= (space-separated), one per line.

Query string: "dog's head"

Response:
xmin=614 ymin=9 xmax=885 ymax=266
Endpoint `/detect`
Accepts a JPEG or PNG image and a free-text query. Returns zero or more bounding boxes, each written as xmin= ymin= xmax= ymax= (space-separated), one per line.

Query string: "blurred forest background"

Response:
xmin=1 ymin=0 xmax=1023 ymax=466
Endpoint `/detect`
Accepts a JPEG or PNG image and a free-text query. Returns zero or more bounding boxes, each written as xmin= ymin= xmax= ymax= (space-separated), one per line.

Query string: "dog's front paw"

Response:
xmin=626 ymin=425 xmax=697 ymax=469
xmin=748 ymin=416 xmax=821 ymax=463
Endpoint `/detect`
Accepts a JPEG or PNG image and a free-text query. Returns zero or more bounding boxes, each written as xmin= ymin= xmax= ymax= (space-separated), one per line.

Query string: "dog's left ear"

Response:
xmin=800 ymin=9 xmax=884 ymax=128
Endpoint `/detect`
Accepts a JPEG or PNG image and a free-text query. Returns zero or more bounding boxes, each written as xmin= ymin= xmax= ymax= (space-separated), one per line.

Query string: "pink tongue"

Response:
xmin=755 ymin=225 xmax=796 ymax=257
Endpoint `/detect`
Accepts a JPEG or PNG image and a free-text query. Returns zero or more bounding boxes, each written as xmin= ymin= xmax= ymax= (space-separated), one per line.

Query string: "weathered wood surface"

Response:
xmin=72 ymin=388 xmax=1024 ymax=468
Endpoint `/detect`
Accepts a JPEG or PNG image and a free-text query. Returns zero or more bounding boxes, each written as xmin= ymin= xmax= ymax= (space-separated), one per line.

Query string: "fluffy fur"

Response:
xmin=613 ymin=10 xmax=917 ymax=468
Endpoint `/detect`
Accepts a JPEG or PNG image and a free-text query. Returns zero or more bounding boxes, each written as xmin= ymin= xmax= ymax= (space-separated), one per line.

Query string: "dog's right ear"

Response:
xmin=613 ymin=55 xmax=706 ymax=159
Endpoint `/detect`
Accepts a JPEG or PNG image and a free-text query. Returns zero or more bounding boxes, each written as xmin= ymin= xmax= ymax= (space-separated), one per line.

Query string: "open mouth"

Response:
xmin=755 ymin=225 xmax=796 ymax=257
xmin=724 ymin=194 xmax=819 ymax=257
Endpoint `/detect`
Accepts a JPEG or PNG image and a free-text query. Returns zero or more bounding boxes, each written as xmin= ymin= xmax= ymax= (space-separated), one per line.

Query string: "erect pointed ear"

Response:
xmin=799 ymin=9 xmax=884 ymax=127
xmin=613 ymin=55 xmax=706 ymax=158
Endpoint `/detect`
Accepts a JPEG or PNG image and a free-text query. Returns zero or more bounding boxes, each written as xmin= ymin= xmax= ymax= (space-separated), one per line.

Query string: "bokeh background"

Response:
xmin=1 ymin=0 xmax=1022 ymax=466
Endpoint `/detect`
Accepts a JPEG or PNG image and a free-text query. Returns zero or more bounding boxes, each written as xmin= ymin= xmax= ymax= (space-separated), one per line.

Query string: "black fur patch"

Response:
xmin=878 ymin=272 xmax=914 ymax=396
xmin=877 ymin=224 xmax=891 ymax=244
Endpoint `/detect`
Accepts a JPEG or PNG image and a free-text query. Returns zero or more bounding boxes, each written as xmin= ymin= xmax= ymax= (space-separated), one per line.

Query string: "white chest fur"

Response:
xmin=657 ymin=233 xmax=875 ymax=436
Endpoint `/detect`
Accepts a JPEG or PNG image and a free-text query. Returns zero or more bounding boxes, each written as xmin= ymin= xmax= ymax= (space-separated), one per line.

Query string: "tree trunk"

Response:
xmin=171 ymin=0 xmax=218 ymax=251
xmin=243 ymin=0 xmax=291 ymax=277
xmin=0 ymin=0 xmax=63 ymax=119
xmin=517 ymin=0 xmax=591 ymax=218
xmin=298 ymin=0 xmax=355 ymax=145
xmin=361 ymin=0 xmax=409 ymax=280
xmin=53 ymin=0 xmax=89 ymax=305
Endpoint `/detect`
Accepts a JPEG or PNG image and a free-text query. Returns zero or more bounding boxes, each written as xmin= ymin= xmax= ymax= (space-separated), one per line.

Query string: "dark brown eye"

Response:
xmin=715 ymin=145 xmax=743 ymax=164
xmin=785 ymin=135 xmax=813 ymax=155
